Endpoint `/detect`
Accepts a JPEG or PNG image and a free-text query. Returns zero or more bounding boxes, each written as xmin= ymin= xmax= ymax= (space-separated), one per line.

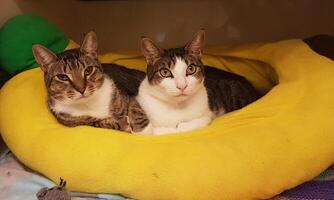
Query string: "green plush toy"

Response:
xmin=0 ymin=14 xmax=69 ymax=75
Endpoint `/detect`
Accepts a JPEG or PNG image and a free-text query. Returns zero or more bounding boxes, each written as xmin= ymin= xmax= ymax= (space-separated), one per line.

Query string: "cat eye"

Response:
xmin=56 ymin=74 xmax=69 ymax=81
xmin=84 ymin=66 xmax=94 ymax=76
xmin=186 ymin=65 xmax=197 ymax=75
xmin=159 ymin=68 xmax=172 ymax=78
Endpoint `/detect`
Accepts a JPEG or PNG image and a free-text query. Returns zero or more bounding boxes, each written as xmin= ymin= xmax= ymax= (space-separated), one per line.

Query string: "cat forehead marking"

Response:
xmin=172 ymin=57 xmax=187 ymax=76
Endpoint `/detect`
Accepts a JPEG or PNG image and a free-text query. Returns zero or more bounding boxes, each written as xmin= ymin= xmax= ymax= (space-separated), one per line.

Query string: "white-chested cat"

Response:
xmin=32 ymin=31 xmax=152 ymax=134
xmin=137 ymin=30 xmax=259 ymax=135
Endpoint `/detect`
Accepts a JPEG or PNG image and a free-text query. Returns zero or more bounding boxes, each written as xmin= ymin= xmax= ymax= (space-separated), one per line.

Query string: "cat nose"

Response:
xmin=176 ymin=84 xmax=187 ymax=91
xmin=72 ymin=79 xmax=86 ymax=95
xmin=77 ymin=87 xmax=86 ymax=95
xmin=73 ymin=83 xmax=86 ymax=94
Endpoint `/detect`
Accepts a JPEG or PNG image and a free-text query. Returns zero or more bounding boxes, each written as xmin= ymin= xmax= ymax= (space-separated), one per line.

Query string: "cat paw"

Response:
xmin=97 ymin=116 xmax=134 ymax=133
xmin=153 ymin=127 xmax=178 ymax=135
xmin=177 ymin=117 xmax=212 ymax=132
xmin=96 ymin=119 xmax=120 ymax=130
xmin=176 ymin=122 xmax=194 ymax=132
xmin=132 ymin=123 xmax=153 ymax=135
xmin=96 ymin=118 xmax=131 ymax=132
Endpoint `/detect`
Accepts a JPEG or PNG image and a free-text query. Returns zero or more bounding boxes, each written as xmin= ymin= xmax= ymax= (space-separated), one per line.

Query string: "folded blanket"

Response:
xmin=0 ymin=152 xmax=129 ymax=200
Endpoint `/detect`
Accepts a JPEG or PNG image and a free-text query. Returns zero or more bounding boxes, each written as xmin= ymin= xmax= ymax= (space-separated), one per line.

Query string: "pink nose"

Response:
xmin=177 ymin=84 xmax=187 ymax=91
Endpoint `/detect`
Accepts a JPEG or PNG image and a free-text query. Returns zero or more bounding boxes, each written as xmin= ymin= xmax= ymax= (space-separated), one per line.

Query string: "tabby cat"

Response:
xmin=137 ymin=30 xmax=259 ymax=134
xmin=32 ymin=31 xmax=151 ymax=133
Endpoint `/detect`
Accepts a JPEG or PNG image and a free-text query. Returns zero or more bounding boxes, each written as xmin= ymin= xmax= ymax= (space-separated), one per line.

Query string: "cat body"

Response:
xmin=137 ymin=65 xmax=213 ymax=134
xmin=32 ymin=32 xmax=150 ymax=133
xmin=204 ymin=65 xmax=259 ymax=114
xmin=138 ymin=30 xmax=258 ymax=134
xmin=137 ymin=77 xmax=213 ymax=134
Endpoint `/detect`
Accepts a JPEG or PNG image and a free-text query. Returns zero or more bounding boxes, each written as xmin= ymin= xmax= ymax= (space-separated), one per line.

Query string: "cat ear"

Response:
xmin=141 ymin=37 xmax=163 ymax=64
xmin=185 ymin=29 xmax=206 ymax=59
xmin=32 ymin=44 xmax=58 ymax=72
xmin=80 ymin=31 xmax=98 ymax=58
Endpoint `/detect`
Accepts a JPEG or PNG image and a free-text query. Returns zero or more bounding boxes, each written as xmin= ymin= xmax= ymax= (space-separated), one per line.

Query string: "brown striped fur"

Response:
xmin=32 ymin=31 xmax=149 ymax=133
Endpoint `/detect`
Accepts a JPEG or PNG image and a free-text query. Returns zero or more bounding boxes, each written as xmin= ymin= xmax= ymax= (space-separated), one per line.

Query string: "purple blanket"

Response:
xmin=272 ymin=168 xmax=334 ymax=200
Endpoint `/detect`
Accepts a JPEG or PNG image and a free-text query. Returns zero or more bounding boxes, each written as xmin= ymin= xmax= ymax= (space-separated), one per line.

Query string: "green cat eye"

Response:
xmin=186 ymin=64 xmax=197 ymax=75
xmin=159 ymin=68 xmax=172 ymax=78
xmin=84 ymin=66 xmax=93 ymax=76
xmin=56 ymin=74 xmax=69 ymax=81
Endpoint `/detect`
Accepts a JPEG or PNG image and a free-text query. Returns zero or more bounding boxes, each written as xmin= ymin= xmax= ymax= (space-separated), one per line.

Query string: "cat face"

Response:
xmin=32 ymin=32 xmax=104 ymax=104
xmin=141 ymin=30 xmax=205 ymax=101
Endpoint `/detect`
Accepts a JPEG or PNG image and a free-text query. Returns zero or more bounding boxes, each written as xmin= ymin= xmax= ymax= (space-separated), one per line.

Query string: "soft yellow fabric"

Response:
xmin=1 ymin=39 xmax=334 ymax=200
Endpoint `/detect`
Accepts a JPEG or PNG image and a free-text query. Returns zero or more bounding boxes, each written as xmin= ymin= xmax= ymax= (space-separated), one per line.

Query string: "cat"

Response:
xmin=32 ymin=31 xmax=151 ymax=133
xmin=137 ymin=30 xmax=259 ymax=134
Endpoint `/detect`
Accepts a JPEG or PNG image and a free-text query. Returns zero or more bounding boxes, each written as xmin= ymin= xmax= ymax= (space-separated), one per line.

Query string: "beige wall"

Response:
xmin=1 ymin=0 xmax=334 ymax=52
xmin=0 ymin=0 xmax=22 ymax=25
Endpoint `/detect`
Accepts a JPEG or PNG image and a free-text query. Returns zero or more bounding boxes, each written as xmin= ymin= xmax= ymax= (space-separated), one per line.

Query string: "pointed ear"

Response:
xmin=185 ymin=29 xmax=206 ymax=59
xmin=141 ymin=37 xmax=163 ymax=64
xmin=80 ymin=31 xmax=98 ymax=58
xmin=32 ymin=44 xmax=58 ymax=72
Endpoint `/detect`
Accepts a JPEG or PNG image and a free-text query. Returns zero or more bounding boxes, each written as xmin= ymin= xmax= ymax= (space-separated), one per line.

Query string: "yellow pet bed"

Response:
xmin=1 ymin=39 xmax=334 ymax=200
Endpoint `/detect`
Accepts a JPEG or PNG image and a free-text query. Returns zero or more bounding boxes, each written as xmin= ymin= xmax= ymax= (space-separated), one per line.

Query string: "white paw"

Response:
xmin=177 ymin=122 xmax=196 ymax=132
xmin=153 ymin=127 xmax=179 ymax=135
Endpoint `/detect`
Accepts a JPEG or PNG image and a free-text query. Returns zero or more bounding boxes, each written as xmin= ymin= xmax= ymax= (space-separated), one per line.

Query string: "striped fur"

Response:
xmin=32 ymin=32 xmax=150 ymax=133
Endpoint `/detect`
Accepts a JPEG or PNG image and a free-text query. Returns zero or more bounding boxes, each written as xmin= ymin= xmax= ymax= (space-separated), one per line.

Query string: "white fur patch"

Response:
xmin=51 ymin=76 xmax=113 ymax=119
xmin=136 ymin=57 xmax=215 ymax=135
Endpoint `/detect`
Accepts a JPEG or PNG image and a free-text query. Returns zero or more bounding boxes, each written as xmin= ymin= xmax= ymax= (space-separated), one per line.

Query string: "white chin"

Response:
xmin=173 ymin=94 xmax=189 ymax=101
xmin=64 ymin=95 xmax=88 ymax=104
xmin=63 ymin=99 xmax=79 ymax=105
